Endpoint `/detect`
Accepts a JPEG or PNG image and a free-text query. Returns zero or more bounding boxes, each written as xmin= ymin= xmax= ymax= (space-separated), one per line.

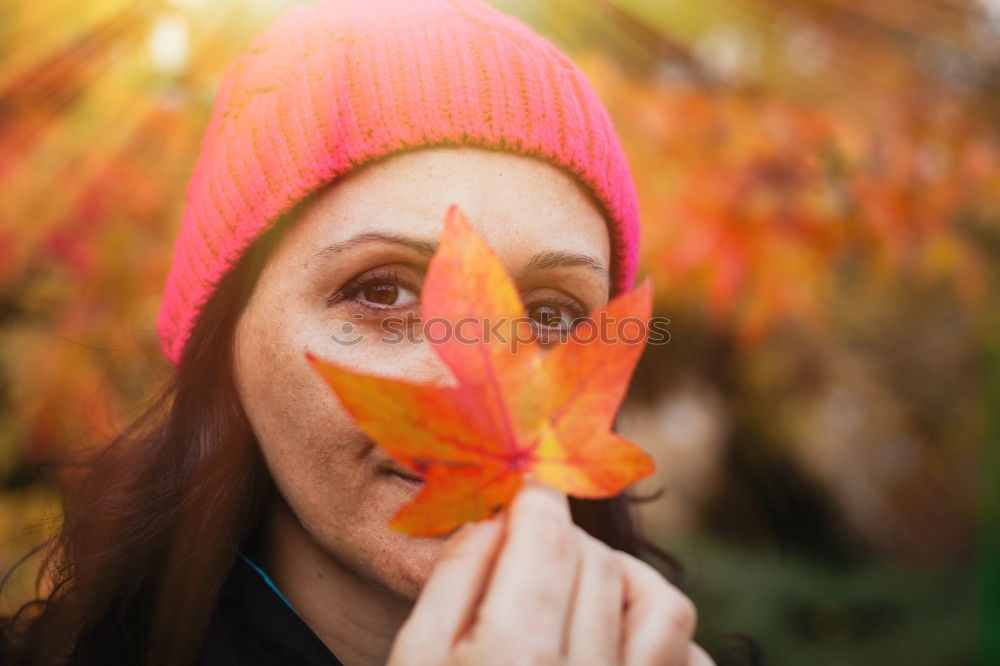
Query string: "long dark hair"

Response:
xmin=0 ymin=202 xmax=680 ymax=665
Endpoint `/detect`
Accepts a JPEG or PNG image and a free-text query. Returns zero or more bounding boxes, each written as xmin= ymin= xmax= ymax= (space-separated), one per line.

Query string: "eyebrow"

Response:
xmin=310 ymin=231 xmax=608 ymax=279
xmin=310 ymin=232 xmax=437 ymax=263
xmin=524 ymin=250 xmax=608 ymax=278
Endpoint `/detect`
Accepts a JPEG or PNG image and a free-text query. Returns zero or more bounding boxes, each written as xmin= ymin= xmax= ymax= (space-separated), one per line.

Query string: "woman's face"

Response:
xmin=233 ymin=146 xmax=611 ymax=601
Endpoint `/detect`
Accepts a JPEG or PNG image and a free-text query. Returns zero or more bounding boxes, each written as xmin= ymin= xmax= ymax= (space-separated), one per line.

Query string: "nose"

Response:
xmin=401 ymin=336 xmax=458 ymax=389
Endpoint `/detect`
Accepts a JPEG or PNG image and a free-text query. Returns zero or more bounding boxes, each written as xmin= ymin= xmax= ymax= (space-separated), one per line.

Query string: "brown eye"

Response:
xmin=363 ymin=283 xmax=400 ymax=305
xmin=329 ymin=268 xmax=421 ymax=312
xmin=352 ymin=278 xmax=418 ymax=309
xmin=527 ymin=303 xmax=574 ymax=330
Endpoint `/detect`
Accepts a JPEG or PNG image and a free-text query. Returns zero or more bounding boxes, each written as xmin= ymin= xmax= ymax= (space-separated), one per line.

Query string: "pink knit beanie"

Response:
xmin=157 ymin=0 xmax=641 ymax=365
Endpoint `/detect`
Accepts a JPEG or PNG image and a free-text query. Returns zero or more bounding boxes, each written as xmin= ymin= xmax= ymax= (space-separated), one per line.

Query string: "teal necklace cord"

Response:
xmin=239 ymin=552 xmax=299 ymax=616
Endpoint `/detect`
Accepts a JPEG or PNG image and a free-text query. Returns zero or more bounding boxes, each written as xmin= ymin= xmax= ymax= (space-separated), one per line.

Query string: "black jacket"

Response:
xmin=0 ymin=549 xmax=346 ymax=666
xmin=197 ymin=554 xmax=344 ymax=666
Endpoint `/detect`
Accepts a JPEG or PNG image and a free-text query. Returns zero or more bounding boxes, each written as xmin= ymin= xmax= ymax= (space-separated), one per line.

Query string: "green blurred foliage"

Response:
xmin=673 ymin=535 xmax=976 ymax=666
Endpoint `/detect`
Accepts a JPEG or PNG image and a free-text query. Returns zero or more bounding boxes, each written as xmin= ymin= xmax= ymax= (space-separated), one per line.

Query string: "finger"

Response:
xmin=618 ymin=553 xmax=697 ymax=666
xmin=688 ymin=642 xmax=716 ymax=666
xmin=563 ymin=530 xmax=624 ymax=665
xmin=390 ymin=515 xmax=504 ymax=663
xmin=475 ymin=481 xmax=579 ymax=659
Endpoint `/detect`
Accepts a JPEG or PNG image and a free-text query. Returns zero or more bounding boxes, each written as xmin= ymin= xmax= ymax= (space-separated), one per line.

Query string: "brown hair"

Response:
xmin=1 ymin=208 xmax=680 ymax=665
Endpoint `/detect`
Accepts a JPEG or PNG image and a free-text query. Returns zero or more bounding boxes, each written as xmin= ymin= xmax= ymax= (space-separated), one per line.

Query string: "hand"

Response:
xmin=388 ymin=482 xmax=715 ymax=665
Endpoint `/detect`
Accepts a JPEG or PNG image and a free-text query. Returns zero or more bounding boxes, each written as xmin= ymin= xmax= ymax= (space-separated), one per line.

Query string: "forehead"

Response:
xmin=280 ymin=146 xmax=612 ymax=270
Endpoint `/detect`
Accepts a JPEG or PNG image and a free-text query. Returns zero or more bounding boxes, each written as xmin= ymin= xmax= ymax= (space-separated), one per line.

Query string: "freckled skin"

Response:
xmin=232 ymin=146 xmax=611 ymax=661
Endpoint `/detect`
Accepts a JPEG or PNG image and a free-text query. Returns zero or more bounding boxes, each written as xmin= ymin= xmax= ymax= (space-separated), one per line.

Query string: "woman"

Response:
xmin=3 ymin=1 xmax=718 ymax=664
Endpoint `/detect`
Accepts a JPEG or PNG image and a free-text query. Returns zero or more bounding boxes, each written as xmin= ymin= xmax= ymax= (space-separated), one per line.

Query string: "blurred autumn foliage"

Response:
xmin=0 ymin=1 xmax=997 ymax=663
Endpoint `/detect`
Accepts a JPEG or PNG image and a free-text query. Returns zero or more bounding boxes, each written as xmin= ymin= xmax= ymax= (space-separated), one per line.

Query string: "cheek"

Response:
xmin=235 ymin=303 xmax=354 ymax=487
xmin=233 ymin=298 xmax=448 ymax=599
xmin=235 ymin=297 xmax=378 ymax=524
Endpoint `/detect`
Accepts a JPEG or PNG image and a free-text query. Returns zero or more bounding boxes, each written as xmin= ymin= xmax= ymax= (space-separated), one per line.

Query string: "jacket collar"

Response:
xmin=198 ymin=550 xmax=344 ymax=666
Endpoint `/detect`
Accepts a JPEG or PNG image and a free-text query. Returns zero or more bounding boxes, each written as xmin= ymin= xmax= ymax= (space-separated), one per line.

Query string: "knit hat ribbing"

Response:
xmin=157 ymin=0 xmax=640 ymax=365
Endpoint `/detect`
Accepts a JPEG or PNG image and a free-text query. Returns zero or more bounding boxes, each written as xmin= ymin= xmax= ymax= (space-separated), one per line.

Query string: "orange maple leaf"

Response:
xmin=307 ymin=206 xmax=655 ymax=536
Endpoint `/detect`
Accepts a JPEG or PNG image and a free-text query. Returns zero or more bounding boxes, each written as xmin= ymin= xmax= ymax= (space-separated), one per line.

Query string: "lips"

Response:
xmin=361 ymin=437 xmax=424 ymax=486
xmin=383 ymin=461 xmax=424 ymax=486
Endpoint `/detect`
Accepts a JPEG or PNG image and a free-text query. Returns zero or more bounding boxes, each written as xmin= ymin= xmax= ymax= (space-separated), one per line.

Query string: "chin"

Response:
xmin=386 ymin=521 xmax=451 ymax=599
xmin=343 ymin=478 xmax=447 ymax=601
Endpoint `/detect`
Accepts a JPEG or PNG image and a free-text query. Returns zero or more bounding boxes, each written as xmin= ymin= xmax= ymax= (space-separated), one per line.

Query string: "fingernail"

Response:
xmin=451 ymin=521 xmax=476 ymax=539
xmin=520 ymin=478 xmax=563 ymax=501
